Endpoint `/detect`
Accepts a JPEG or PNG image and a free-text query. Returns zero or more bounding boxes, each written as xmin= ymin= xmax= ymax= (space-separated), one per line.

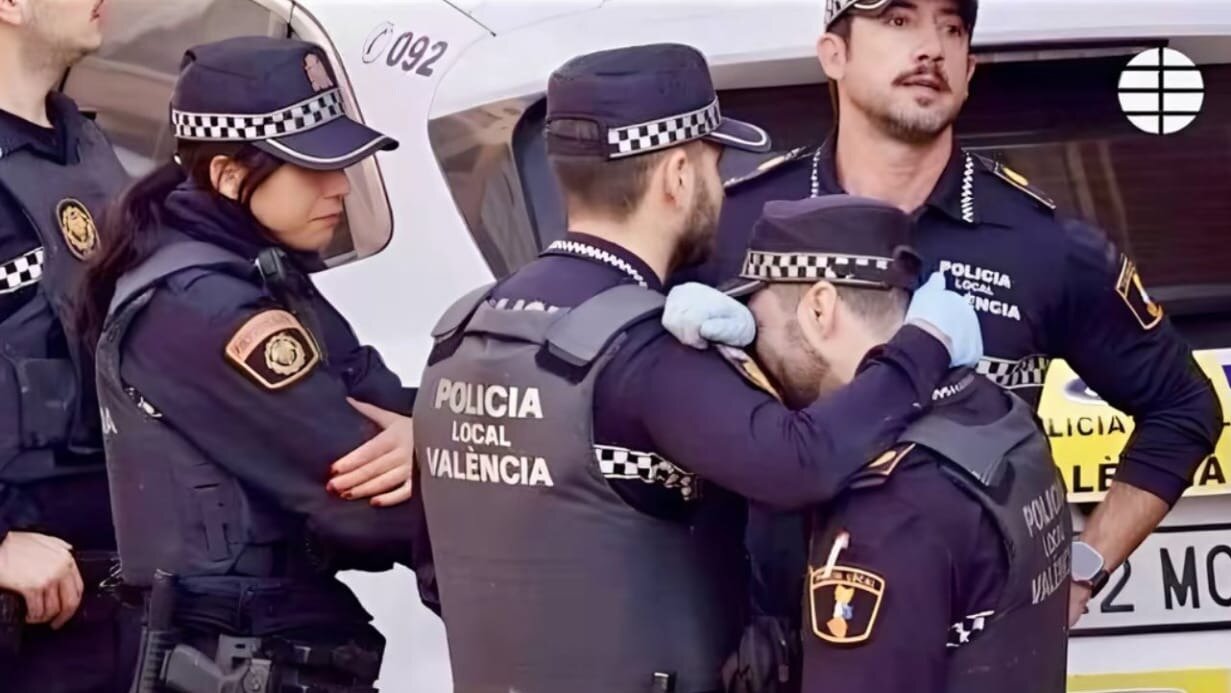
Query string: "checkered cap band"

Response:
xmin=171 ymin=89 xmax=345 ymax=142
xmin=741 ymin=250 xmax=895 ymax=286
xmin=594 ymin=445 xmax=698 ymax=501
xmin=607 ymin=99 xmax=721 ymax=160
xmin=0 ymin=247 xmax=44 ymax=294
xmin=976 ymin=355 xmax=1051 ymax=390
xmin=825 ymin=0 xmax=891 ymax=26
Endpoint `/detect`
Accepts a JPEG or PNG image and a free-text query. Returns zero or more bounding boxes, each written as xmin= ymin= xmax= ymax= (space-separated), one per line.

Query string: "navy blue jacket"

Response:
xmin=116 ymin=186 xmax=434 ymax=591
xmin=0 ymin=97 xmax=112 ymax=549
xmin=700 ymin=141 xmax=1221 ymax=504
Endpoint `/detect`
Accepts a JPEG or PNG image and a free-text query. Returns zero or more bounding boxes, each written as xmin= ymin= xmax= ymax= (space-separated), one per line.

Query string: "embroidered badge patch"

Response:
xmin=1115 ymin=255 xmax=1163 ymax=330
xmin=56 ymin=199 xmax=99 ymax=260
xmin=809 ymin=564 xmax=886 ymax=645
xmin=225 ymin=310 xmax=319 ymax=390
xmin=304 ymin=53 xmax=335 ymax=93
xmin=716 ymin=345 xmax=782 ymax=400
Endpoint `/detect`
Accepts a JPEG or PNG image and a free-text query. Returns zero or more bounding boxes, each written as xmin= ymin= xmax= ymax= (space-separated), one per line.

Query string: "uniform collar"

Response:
xmin=543 ymin=232 xmax=664 ymax=292
xmin=812 ymin=138 xmax=982 ymax=227
xmin=0 ymin=93 xmax=81 ymax=164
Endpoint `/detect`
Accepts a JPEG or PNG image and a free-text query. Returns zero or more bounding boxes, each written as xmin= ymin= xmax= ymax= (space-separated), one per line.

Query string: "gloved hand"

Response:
xmin=662 ymin=282 xmax=756 ymax=349
xmin=904 ymin=272 xmax=984 ymax=368
xmin=720 ymin=616 xmax=799 ymax=693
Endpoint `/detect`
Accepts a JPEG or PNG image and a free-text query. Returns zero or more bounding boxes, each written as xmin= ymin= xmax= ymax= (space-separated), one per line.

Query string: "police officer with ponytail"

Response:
xmin=0 ymin=1 xmax=141 ymax=689
xmin=79 ymin=37 xmax=436 ymax=692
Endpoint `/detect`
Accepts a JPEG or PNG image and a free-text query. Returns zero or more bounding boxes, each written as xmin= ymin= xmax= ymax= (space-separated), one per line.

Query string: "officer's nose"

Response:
xmin=912 ymin=24 xmax=946 ymax=66
xmin=318 ymin=169 xmax=351 ymax=198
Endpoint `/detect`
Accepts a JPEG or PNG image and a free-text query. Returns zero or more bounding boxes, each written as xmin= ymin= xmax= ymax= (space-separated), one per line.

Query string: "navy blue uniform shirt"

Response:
xmin=800 ymin=371 xmax=1008 ymax=693
xmin=703 ymin=141 xmax=1222 ymax=504
xmin=116 ymin=185 xmax=434 ymax=591
xmin=487 ymin=232 xmax=951 ymax=518
xmin=0 ymin=96 xmax=112 ymax=548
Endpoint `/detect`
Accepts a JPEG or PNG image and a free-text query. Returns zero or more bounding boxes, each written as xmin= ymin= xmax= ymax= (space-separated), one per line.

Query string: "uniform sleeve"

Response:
xmin=607 ymin=325 xmax=949 ymax=508
xmin=801 ymin=495 xmax=955 ymax=693
xmin=120 ymin=273 xmax=421 ymax=567
xmin=1054 ymin=222 xmax=1222 ymax=504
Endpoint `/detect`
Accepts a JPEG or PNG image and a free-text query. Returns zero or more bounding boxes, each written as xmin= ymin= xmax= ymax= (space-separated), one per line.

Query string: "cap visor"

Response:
xmin=704 ymin=117 xmax=772 ymax=153
xmin=253 ymin=116 xmax=398 ymax=171
xmin=720 ymin=277 xmax=765 ymax=299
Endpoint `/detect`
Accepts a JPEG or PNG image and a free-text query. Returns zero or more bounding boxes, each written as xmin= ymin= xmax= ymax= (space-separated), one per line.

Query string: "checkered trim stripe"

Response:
xmin=741 ymin=250 xmax=895 ymax=286
xmin=490 ymin=297 xmax=562 ymax=313
xmin=545 ymin=240 xmax=648 ymax=288
xmin=977 ymin=355 xmax=1051 ymax=390
xmin=947 ymin=610 xmax=994 ymax=649
xmin=594 ymin=445 xmax=699 ymax=501
xmin=0 ymin=247 xmax=44 ymax=294
xmin=607 ymin=99 xmax=721 ymax=160
xmin=171 ymin=89 xmax=344 ymax=142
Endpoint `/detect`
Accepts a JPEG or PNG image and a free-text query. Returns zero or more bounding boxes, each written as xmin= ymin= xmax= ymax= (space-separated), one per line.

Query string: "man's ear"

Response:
xmin=0 ymin=0 xmax=29 ymax=28
xmin=659 ymin=147 xmax=694 ymax=210
xmin=795 ymin=281 xmax=839 ymax=350
xmin=965 ymin=51 xmax=978 ymax=84
xmin=209 ymin=156 xmax=248 ymax=201
xmin=817 ymin=33 xmax=848 ymax=82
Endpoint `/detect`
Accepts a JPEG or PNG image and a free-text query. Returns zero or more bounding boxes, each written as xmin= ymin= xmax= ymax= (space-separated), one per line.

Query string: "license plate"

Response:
xmin=1068 ymin=668 xmax=1231 ymax=693
xmin=1073 ymin=525 xmax=1231 ymax=635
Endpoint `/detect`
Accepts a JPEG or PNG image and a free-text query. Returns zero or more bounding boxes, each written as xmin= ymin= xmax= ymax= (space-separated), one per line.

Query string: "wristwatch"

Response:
xmin=1071 ymin=540 xmax=1111 ymax=596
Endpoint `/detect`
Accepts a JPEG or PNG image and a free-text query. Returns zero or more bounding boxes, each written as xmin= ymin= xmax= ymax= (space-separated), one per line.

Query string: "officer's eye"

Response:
xmin=945 ymin=24 xmax=964 ymax=37
xmin=887 ymin=15 xmax=908 ymax=27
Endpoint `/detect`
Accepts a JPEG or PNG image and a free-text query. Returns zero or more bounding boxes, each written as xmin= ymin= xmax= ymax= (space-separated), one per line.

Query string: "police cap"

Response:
xmin=725 ymin=195 xmax=923 ymax=297
xmin=824 ymin=0 xmax=978 ymax=32
xmin=170 ymin=36 xmax=398 ymax=171
xmin=545 ymin=43 xmax=772 ymax=160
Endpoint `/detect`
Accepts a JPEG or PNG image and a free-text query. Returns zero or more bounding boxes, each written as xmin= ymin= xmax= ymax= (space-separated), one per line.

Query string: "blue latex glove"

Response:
xmin=663 ymin=282 xmax=756 ymax=350
xmin=905 ymin=272 xmax=984 ymax=368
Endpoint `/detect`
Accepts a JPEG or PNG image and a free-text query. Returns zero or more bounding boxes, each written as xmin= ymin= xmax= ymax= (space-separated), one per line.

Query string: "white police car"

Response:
xmin=68 ymin=1 xmax=1231 ymax=691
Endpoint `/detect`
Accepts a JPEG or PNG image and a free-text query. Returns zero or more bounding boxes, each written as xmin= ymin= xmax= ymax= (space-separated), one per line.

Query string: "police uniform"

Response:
xmin=0 ymin=84 xmax=141 ymax=688
xmin=705 ymin=0 xmax=1222 ymax=645
xmin=723 ymin=196 xmax=1071 ymax=693
xmin=413 ymin=44 xmax=958 ymax=693
xmin=94 ymin=38 xmax=435 ymax=692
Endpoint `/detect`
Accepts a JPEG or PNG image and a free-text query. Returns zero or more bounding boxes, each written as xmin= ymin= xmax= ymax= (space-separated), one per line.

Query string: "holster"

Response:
xmin=161 ymin=633 xmax=382 ymax=693
xmin=720 ymin=616 xmax=800 ymax=693
xmin=0 ymin=590 xmax=25 ymax=657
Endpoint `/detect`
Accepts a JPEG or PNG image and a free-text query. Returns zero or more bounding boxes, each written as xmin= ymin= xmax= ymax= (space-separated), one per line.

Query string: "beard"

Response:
xmin=673 ymin=182 xmax=722 ymax=270
xmin=849 ymin=68 xmax=964 ymax=145
xmin=24 ymin=4 xmax=100 ymax=71
xmin=760 ymin=319 xmax=832 ymax=410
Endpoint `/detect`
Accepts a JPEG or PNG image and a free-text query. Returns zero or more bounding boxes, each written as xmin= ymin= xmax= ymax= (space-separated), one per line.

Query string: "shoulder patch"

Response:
xmin=1114 ymin=254 xmax=1164 ymax=330
xmin=847 ymin=443 xmax=916 ymax=489
xmin=809 ymin=563 xmax=886 ymax=645
xmin=716 ymin=344 xmax=781 ymax=400
xmin=723 ymin=146 xmax=815 ymax=190
xmin=224 ymin=310 xmax=320 ymax=390
xmin=56 ymin=198 xmax=100 ymax=260
xmin=972 ymin=154 xmax=1056 ymax=211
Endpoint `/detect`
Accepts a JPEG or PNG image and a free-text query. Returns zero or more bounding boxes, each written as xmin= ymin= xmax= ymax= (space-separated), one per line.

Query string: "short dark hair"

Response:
xmin=827 ymin=15 xmax=854 ymax=48
xmin=769 ymin=282 xmax=909 ymax=332
xmin=547 ymin=118 xmax=700 ymax=220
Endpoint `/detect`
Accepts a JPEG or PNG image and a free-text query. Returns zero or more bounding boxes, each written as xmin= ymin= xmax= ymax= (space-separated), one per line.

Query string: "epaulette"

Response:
xmin=847 ymin=443 xmax=916 ymax=490
xmin=715 ymin=345 xmax=781 ymax=401
xmin=723 ymin=146 xmax=815 ymax=190
xmin=971 ymin=153 xmax=1056 ymax=211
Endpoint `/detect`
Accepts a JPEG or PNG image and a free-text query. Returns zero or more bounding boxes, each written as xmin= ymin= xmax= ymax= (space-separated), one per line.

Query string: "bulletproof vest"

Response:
xmin=96 ymin=240 xmax=315 ymax=588
xmin=902 ymin=395 xmax=1071 ymax=693
xmin=415 ymin=284 xmax=742 ymax=693
xmin=0 ymin=116 xmax=128 ymax=482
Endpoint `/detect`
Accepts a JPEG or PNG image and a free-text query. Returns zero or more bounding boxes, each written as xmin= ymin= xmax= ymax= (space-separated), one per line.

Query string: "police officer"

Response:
xmin=718 ymin=194 xmax=1070 ymax=692
xmin=413 ymin=43 xmax=982 ymax=693
xmin=78 ymin=37 xmax=436 ymax=691
xmin=681 ymin=0 xmax=1222 ymax=632
xmin=0 ymin=1 xmax=141 ymax=689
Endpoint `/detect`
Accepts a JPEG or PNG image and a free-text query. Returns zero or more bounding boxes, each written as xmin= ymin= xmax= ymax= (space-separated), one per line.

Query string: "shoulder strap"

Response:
xmin=544 ymin=284 xmax=665 ymax=368
xmin=109 ymin=240 xmax=251 ymax=316
xmin=970 ymin=153 xmax=1056 ymax=211
xmin=898 ymin=394 xmax=1038 ymax=487
xmin=723 ymin=146 xmax=815 ymax=190
xmin=430 ymin=282 xmax=497 ymax=341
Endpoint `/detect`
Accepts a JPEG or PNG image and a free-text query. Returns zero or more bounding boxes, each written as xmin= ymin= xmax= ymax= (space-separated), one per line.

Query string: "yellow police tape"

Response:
xmin=1068 ymin=667 xmax=1231 ymax=692
xmin=1040 ymin=350 xmax=1231 ymax=503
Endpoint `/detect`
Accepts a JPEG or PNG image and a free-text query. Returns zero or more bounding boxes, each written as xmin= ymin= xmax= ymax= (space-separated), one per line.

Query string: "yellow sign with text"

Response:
xmin=1040 ymin=350 xmax=1231 ymax=503
xmin=1068 ymin=668 xmax=1231 ymax=692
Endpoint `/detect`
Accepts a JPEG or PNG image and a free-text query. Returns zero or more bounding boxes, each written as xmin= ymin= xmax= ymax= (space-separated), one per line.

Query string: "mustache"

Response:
xmin=893 ymin=64 xmax=952 ymax=92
